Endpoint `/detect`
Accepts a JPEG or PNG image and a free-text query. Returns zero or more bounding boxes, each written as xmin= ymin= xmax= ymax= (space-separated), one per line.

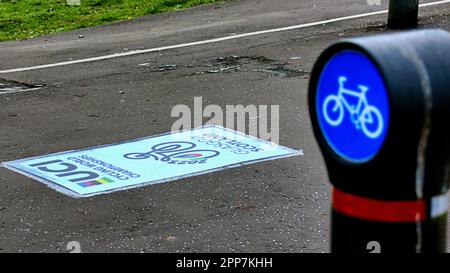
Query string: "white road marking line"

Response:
xmin=0 ymin=87 xmax=42 ymax=95
xmin=0 ymin=0 xmax=449 ymax=74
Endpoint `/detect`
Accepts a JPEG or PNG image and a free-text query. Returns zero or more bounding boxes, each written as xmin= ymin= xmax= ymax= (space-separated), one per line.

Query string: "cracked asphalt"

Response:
xmin=0 ymin=0 xmax=449 ymax=252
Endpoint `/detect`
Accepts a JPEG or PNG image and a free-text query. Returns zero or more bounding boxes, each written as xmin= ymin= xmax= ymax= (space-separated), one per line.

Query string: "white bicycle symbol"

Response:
xmin=322 ymin=76 xmax=384 ymax=139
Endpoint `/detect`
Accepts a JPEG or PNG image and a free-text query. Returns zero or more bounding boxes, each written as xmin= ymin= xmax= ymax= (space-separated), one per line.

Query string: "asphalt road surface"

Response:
xmin=0 ymin=0 xmax=449 ymax=253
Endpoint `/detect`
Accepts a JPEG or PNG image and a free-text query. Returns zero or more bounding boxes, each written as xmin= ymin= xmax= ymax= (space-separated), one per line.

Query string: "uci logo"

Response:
xmin=27 ymin=159 xmax=104 ymax=188
xmin=123 ymin=141 xmax=220 ymax=165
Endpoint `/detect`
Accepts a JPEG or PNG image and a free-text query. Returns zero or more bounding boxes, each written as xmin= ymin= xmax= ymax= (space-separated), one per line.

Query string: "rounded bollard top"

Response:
xmin=308 ymin=28 xmax=450 ymax=199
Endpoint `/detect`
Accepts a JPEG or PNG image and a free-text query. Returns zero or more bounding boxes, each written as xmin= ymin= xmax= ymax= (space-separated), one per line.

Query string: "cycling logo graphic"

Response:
xmin=124 ymin=141 xmax=220 ymax=165
xmin=322 ymin=76 xmax=384 ymax=139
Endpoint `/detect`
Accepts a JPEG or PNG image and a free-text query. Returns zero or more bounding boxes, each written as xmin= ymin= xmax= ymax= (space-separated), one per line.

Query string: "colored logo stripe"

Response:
xmin=174 ymin=153 xmax=206 ymax=161
xmin=78 ymin=177 xmax=115 ymax=188
xmin=78 ymin=181 xmax=102 ymax=188
xmin=332 ymin=187 xmax=426 ymax=223
xmin=97 ymin=177 xmax=114 ymax=184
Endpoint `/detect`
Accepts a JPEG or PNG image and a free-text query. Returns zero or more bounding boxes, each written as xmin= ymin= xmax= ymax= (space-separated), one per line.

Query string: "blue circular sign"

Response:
xmin=316 ymin=50 xmax=390 ymax=163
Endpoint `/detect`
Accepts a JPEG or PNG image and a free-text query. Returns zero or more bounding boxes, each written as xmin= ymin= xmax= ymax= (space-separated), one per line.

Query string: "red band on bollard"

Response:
xmin=332 ymin=187 xmax=426 ymax=223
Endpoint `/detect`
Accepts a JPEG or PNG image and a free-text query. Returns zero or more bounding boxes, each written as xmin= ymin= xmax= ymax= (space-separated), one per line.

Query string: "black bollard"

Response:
xmin=308 ymin=29 xmax=450 ymax=253
xmin=388 ymin=0 xmax=420 ymax=29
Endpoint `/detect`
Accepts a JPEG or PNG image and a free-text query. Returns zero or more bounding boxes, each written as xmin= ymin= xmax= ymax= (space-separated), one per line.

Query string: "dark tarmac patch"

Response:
xmin=0 ymin=78 xmax=44 ymax=95
xmin=201 ymin=55 xmax=309 ymax=78
xmin=142 ymin=55 xmax=309 ymax=78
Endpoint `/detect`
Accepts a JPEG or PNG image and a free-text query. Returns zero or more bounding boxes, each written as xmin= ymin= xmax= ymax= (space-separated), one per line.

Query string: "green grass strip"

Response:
xmin=0 ymin=0 xmax=224 ymax=42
